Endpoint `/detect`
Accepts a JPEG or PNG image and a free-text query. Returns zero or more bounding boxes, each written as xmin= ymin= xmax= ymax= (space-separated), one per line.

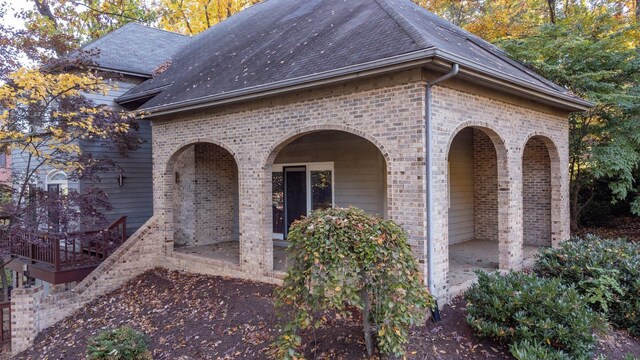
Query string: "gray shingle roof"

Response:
xmin=81 ymin=23 xmax=189 ymax=76
xmin=117 ymin=0 xmax=589 ymax=111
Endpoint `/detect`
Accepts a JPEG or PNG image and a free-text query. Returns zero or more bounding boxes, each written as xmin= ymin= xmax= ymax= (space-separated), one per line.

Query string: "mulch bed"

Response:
xmin=14 ymin=268 xmax=640 ymax=360
xmin=574 ymin=216 xmax=640 ymax=242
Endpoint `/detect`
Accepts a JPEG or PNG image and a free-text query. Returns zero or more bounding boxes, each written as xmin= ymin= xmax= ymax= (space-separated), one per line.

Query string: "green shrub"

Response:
xmin=273 ymin=207 xmax=434 ymax=359
xmin=86 ymin=326 xmax=151 ymax=360
xmin=465 ymin=271 xmax=604 ymax=360
xmin=535 ymin=235 xmax=640 ymax=336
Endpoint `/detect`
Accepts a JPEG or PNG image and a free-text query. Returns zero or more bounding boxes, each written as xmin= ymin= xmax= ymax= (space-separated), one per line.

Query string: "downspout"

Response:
xmin=425 ymin=64 xmax=459 ymax=321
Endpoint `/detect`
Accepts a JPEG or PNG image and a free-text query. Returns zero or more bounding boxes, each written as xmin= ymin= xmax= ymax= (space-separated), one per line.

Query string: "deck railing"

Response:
xmin=7 ymin=216 xmax=127 ymax=271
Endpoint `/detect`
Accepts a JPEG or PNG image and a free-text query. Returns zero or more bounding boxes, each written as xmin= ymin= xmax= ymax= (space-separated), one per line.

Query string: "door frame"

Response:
xmin=273 ymin=161 xmax=335 ymax=240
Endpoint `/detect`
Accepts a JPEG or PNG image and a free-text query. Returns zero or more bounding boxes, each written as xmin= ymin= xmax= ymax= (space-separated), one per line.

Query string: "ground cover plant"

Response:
xmin=535 ymin=235 xmax=640 ymax=336
xmin=465 ymin=271 xmax=605 ymax=360
xmin=273 ymin=207 xmax=434 ymax=359
xmin=86 ymin=326 xmax=151 ymax=360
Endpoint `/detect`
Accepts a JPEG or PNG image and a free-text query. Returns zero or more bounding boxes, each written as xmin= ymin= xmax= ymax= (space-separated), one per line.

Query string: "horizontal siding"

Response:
xmin=448 ymin=128 xmax=475 ymax=244
xmin=80 ymin=119 xmax=153 ymax=235
xmin=274 ymin=131 xmax=386 ymax=217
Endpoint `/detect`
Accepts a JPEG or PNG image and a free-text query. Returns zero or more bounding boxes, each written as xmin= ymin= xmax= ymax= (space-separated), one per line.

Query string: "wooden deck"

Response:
xmin=4 ymin=217 xmax=127 ymax=285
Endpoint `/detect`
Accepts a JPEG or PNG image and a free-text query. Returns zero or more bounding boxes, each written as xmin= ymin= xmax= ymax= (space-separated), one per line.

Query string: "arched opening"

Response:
xmin=447 ymin=127 xmax=505 ymax=289
xmin=169 ymin=142 xmax=240 ymax=264
xmin=522 ymin=135 xmax=556 ymax=262
xmin=267 ymin=130 xmax=388 ymax=271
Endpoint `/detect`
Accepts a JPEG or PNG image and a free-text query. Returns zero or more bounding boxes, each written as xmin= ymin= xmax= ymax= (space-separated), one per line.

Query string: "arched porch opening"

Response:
xmin=168 ymin=142 xmax=240 ymax=265
xmin=522 ymin=135 xmax=561 ymax=264
xmin=266 ymin=130 xmax=388 ymax=272
xmin=446 ymin=127 xmax=506 ymax=289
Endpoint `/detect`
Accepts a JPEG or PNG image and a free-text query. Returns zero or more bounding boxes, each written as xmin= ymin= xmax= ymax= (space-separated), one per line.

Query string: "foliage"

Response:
xmin=86 ymin=326 xmax=151 ymax=360
xmin=14 ymin=0 xmax=157 ymax=62
xmin=499 ymin=9 xmax=640 ymax=228
xmin=157 ymin=0 xmax=260 ymax=35
xmin=273 ymin=207 xmax=433 ymax=359
xmin=465 ymin=271 xmax=604 ymax=360
xmin=418 ymin=0 xmax=640 ymax=228
xmin=534 ymin=235 xmax=640 ymax=336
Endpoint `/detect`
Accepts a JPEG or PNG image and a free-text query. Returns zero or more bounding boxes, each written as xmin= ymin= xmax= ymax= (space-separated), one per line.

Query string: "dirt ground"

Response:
xmin=13 ymin=268 xmax=640 ymax=360
xmin=574 ymin=216 xmax=640 ymax=242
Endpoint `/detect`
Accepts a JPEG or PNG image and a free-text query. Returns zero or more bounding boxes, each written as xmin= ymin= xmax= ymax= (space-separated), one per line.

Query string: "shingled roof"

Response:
xmin=81 ymin=23 xmax=189 ymax=77
xmin=117 ymin=0 xmax=591 ymax=113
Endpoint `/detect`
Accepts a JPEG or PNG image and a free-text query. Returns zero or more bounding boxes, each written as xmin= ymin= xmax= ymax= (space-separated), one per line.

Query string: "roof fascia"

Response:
xmin=132 ymin=47 xmax=592 ymax=118
xmin=431 ymin=50 xmax=593 ymax=111
xmin=133 ymin=48 xmax=438 ymax=117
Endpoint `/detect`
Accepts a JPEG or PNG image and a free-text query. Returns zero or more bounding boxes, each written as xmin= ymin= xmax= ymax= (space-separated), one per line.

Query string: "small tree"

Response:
xmin=0 ymin=58 xmax=141 ymax=298
xmin=274 ymin=207 xmax=433 ymax=359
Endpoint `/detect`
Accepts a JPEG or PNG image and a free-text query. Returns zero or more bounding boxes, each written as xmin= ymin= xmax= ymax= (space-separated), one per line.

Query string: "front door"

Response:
xmin=284 ymin=166 xmax=307 ymax=238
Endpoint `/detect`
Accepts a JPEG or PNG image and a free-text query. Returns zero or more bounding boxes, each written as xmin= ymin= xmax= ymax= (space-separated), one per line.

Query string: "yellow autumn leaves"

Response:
xmin=0 ymin=66 xmax=133 ymax=174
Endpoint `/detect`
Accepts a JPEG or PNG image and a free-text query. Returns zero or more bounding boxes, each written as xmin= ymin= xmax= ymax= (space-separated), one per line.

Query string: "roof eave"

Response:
xmin=132 ymin=48 xmax=439 ymax=117
xmin=432 ymin=50 xmax=593 ymax=112
xmin=134 ymin=48 xmax=592 ymax=118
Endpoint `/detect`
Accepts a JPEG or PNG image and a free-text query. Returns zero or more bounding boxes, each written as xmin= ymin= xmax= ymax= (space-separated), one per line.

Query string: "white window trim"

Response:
xmin=272 ymin=162 xmax=335 ymax=240
xmin=45 ymin=170 xmax=69 ymax=195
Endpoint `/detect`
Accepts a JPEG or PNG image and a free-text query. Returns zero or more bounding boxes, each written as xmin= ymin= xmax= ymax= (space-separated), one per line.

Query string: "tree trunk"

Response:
xmin=360 ymin=284 xmax=373 ymax=357
xmin=570 ymin=182 xmax=580 ymax=232
xmin=547 ymin=0 xmax=557 ymax=23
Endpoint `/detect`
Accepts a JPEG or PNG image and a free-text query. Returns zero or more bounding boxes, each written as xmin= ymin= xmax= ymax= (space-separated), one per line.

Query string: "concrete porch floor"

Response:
xmin=173 ymin=241 xmax=290 ymax=272
xmin=448 ymin=239 xmax=542 ymax=297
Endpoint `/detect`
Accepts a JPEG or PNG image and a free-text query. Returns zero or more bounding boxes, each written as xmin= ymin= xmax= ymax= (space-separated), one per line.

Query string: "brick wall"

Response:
xmin=523 ymin=136 xmax=552 ymax=246
xmin=473 ymin=129 xmax=499 ymax=242
xmin=10 ymin=217 xmax=161 ymax=356
xmin=153 ymin=69 xmax=429 ymax=280
xmin=431 ymin=81 xmax=570 ymax=302
xmin=173 ymin=148 xmax=196 ymax=245
xmin=194 ymin=143 xmax=239 ymax=245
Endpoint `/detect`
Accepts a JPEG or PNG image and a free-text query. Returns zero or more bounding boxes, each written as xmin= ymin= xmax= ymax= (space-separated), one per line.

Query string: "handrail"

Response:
xmin=8 ymin=216 xmax=128 ymax=272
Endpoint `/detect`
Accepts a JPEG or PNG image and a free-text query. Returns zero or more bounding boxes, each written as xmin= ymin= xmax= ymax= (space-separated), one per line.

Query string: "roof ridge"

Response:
xmin=372 ymin=0 xmax=430 ymax=49
xmin=126 ymin=22 xmax=191 ymax=38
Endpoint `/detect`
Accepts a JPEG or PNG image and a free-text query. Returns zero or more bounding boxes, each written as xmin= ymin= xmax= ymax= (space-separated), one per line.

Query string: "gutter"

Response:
xmin=122 ymin=48 xmax=590 ymax=118
xmin=118 ymin=49 xmax=439 ymax=114
xmin=425 ymin=63 xmax=459 ymax=321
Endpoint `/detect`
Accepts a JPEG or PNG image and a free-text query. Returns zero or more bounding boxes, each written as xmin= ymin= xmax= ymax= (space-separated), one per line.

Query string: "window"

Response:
xmin=46 ymin=171 xmax=69 ymax=195
xmin=272 ymin=162 xmax=334 ymax=239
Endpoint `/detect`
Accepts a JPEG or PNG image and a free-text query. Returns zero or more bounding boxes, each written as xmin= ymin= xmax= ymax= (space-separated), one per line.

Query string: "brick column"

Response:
xmin=11 ymin=285 xmax=43 ymax=356
xmin=498 ymin=150 xmax=524 ymax=271
xmin=238 ymin=163 xmax=268 ymax=274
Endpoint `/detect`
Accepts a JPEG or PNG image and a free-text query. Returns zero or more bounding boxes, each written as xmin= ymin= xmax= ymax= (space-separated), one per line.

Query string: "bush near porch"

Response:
xmin=274 ymin=207 xmax=433 ymax=359
xmin=535 ymin=236 xmax=640 ymax=336
xmin=465 ymin=271 xmax=604 ymax=360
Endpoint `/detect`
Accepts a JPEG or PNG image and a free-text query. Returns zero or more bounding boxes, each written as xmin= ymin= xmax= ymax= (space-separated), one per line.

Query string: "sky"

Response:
xmin=4 ymin=0 xmax=30 ymax=30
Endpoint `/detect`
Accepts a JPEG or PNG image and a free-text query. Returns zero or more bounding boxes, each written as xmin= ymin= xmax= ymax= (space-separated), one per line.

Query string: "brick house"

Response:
xmin=10 ymin=0 xmax=591 ymax=354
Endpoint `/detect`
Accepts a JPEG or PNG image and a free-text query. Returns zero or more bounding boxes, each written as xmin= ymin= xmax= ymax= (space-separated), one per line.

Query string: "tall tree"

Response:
xmin=498 ymin=8 xmax=640 ymax=229
xmin=157 ymin=0 xmax=260 ymax=35
xmin=15 ymin=0 xmax=157 ymax=63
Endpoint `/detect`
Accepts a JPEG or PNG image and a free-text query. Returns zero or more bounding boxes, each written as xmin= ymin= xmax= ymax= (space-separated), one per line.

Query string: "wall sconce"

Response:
xmin=175 ymin=172 xmax=180 ymax=184
xmin=117 ymin=174 xmax=126 ymax=187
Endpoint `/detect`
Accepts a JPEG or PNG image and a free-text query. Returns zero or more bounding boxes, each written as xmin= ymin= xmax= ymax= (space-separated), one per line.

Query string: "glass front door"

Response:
xmin=284 ymin=166 xmax=307 ymax=238
xmin=273 ymin=162 xmax=334 ymax=239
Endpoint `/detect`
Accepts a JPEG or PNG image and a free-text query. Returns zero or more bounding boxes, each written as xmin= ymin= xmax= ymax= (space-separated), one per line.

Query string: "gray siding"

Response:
xmin=448 ymin=128 xmax=475 ymax=244
xmin=274 ymin=131 xmax=386 ymax=217
xmin=80 ymin=76 xmax=153 ymax=234
xmin=11 ymin=147 xmax=81 ymax=193
xmin=10 ymin=76 xmax=153 ymax=235
xmin=79 ymin=120 xmax=153 ymax=235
